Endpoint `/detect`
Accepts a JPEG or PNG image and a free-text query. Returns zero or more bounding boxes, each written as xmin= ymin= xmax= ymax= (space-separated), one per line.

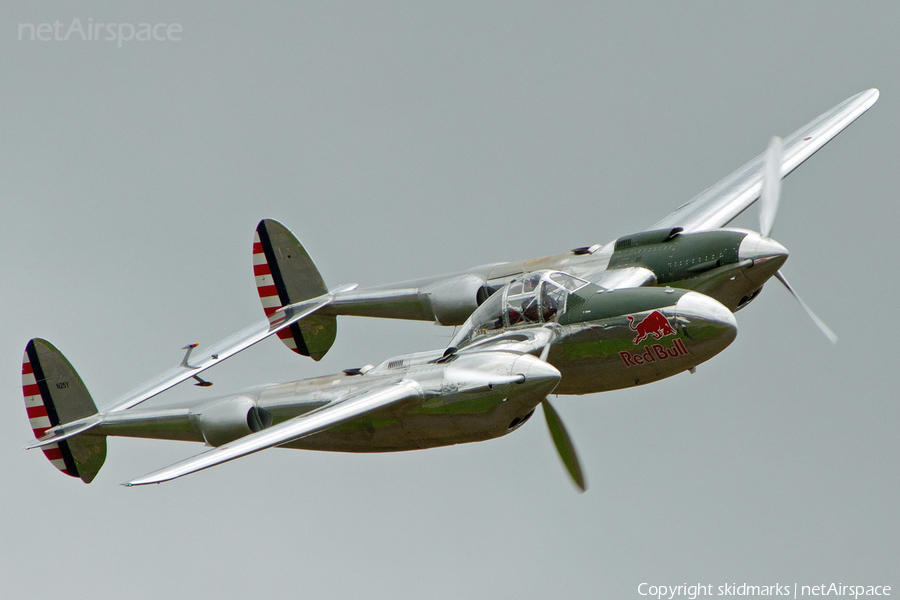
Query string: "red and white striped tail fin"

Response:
xmin=22 ymin=352 xmax=71 ymax=476
xmin=21 ymin=339 xmax=106 ymax=483
xmin=253 ymin=220 xmax=337 ymax=361
xmin=253 ymin=230 xmax=283 ymax=318
xmin=253 ymin=229 xmax=304 ymax=354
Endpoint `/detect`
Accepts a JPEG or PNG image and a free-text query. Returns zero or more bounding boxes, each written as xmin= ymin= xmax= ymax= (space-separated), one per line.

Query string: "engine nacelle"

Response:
xmin=424 ymin=274 xmax=489 ymax=326
xmin=190 ymin=396 xmax=273 ymax=447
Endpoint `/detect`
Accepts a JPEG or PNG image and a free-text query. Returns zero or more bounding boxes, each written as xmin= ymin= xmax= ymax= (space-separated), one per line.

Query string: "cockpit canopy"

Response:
xmin=449 ymin=270 xmax=591 ymax=349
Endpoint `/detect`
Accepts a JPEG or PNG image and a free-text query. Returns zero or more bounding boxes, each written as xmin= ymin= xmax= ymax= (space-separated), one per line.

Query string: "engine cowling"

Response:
xmin=190 ymin=396 xmax=273 ymax=447
xmin=424 ymin=274 xmax=489 ymax=326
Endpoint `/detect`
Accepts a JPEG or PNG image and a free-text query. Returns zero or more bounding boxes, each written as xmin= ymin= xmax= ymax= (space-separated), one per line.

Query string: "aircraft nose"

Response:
xmin=738 ymin=232 xmax=789 ymax=269
xmin=512 ymin=354 xmax=562 ymax=394
xmin=675 ymin=291 xmax=738 ymax=332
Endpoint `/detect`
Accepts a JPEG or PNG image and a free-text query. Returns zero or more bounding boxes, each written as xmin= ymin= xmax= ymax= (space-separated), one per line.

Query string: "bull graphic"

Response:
xmin=627 ymin=310 xmax=676 ymax=345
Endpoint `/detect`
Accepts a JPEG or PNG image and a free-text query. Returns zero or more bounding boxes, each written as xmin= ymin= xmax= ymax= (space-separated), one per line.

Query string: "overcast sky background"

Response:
xmin=2 ymin=2 xmax=897 ymax=598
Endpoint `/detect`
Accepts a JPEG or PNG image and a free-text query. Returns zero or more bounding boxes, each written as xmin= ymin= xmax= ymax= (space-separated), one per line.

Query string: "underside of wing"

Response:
xmin=651 ymin=89 xmax=878 ymax=233
xmin=123 ymin=380 xmax=423 ymax=486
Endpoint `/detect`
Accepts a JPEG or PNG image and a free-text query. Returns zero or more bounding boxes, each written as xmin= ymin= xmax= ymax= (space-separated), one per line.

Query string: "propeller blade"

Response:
xmin=775 ymin=270 xmax=838 ymax=344
xmin=542 ymin=398 xmax=586 ymax=492
xmin=759 ymin=136 xmax=783 ymax=238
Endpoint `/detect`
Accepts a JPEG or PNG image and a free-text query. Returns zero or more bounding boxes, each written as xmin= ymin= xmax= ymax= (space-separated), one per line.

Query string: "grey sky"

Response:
xmin=2 ymin=2 xmax=897 ymax=598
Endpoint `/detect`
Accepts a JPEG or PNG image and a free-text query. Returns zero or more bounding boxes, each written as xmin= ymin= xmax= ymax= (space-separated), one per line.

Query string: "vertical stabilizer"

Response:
xmin=22 ymin=339 xmax=106 ymax=483
xmin=253 ymin=219 xmax=337 ymax=360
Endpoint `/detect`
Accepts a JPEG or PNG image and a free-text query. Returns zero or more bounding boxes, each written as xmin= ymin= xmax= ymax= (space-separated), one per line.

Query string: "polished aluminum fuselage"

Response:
xmin=99 ymin=351 xmax=557 ymax=452
xmin=325 ymin=228 xmax=787 ymax=329
xmin=95 ymin=287 xmax=737 ymax=453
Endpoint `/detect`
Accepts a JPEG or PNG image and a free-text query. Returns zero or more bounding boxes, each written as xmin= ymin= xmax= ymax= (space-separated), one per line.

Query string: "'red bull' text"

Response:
xmin=620 ymin=339 xmax=688 ymax=366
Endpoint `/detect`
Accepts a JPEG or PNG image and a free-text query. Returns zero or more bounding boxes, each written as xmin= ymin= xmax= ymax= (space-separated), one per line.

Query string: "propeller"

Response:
xmin=759 ymin=136 xmax=783 ymax=238
xmin=538 ymin=340 xmax=587 ymax=492
xmin=758 ymin=136 xmax=838 ymax=344
xmin=774 ymin=271 xmax=838 ymax=344
xmin=542 ymin=398 xmax=586 ymax=492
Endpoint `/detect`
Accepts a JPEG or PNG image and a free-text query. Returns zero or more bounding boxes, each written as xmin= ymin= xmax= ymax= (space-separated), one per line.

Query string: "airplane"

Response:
xmin=23 ymin=272 xmax=737 ymax=490
xmin=20 ymin=89 xmax=878 ymax=489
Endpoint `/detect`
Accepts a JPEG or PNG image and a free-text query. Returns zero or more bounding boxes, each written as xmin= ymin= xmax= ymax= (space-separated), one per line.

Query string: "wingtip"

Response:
xmin=861 ymin=88 xmax=880 ymax=105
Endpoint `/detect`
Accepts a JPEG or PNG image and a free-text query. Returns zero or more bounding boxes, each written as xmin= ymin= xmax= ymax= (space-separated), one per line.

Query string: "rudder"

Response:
xmin=22 ymin=339 xmax=106 ymax=483
xmin=253 ymin=219 xmax=337 ymax=361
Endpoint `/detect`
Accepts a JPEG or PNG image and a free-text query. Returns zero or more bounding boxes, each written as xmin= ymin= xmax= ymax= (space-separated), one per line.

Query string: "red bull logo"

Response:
xmin=620 ymin=339 xmax=688 ymax=367
xmin=627 ymin=310 xmax=676 ymax=345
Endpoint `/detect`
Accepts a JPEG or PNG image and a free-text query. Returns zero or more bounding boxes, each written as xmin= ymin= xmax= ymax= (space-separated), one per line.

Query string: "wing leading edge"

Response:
xmin=651 ymin=88 xmax=879 ymax=232
xmin=123 ymin=379 xmax=424 ymax=486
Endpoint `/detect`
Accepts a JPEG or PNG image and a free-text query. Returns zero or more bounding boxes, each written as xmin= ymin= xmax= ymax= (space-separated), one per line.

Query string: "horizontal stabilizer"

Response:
xmin=124 ymin=380 xmax=423 ymax=486
xmin=102 ymin=292 xmax=344 ymax=414
xmin=27 ymin=415 xmax=101 ymax=450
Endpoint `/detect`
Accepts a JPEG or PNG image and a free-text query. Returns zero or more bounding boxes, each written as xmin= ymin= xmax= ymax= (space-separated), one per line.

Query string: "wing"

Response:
xmin=123 ymin=379 xmax=423 ymax=486
xmin=651 ymin=88 xmax=879 ymax=232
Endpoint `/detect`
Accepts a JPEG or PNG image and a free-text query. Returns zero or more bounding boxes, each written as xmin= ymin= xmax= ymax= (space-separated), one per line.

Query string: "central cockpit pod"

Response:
xmin=450 ymin=270 xmax=590 ymax=349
